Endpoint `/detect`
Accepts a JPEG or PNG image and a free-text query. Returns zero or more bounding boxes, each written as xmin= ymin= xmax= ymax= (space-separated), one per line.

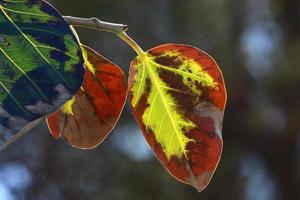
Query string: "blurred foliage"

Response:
xmin=1 ymin=0 xmax=300 ymax=199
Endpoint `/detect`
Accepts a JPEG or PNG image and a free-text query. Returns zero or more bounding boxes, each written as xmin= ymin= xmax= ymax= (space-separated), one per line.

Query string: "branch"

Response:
xmin=64 ymin=16 xmax=145 ymax=57
xmin=0 ymin=117 xmax=44 ymax=152
xmin=63 ymin=16 xmax=128 ymax=33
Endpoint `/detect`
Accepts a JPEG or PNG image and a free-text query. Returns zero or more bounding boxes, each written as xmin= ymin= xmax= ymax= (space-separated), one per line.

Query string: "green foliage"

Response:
xmin=0 ymin=0 xmax=84 ymax=144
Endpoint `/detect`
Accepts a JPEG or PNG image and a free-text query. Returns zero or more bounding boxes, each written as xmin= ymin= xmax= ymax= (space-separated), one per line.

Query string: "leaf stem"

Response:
xmin=63 ymin=16 xmax=146 ymax=57
xmin=63 ymin=16 xmax=128 ymax=33
xmin=116 ymin=31 xmax=146 ymax=58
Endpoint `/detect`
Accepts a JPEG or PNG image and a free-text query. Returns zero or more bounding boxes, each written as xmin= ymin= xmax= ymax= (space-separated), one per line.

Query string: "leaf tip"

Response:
xmin=186 ymin=170 xmax=214 ymax=192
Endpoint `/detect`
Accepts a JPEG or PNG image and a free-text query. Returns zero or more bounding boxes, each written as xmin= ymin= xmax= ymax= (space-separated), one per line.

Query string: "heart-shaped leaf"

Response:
xmin=0 ymin=0 xmax=84 ymax=146
xmin=47 ymin=45 xmax=127 ymax=149
xmin=128 ymin=44 xmax=226 ymax=191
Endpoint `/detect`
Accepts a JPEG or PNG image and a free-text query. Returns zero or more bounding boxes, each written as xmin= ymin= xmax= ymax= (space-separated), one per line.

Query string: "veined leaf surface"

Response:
xmin=0 ymin=0 xmax=84 ymax=146
xmin=128 ymin=44 xmax=226 ymax=191
xmin=47 ymin=45 xmax=126 ymax=149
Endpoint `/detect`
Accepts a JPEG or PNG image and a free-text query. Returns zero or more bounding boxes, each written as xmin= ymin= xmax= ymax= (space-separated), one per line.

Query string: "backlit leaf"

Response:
xmin=47 ymin=45 xmax=127 ymax=149
xmin=128 ymin=44 xmax=227 ymax=191
xmin=0 ymin=0 xmax=85 ymax=146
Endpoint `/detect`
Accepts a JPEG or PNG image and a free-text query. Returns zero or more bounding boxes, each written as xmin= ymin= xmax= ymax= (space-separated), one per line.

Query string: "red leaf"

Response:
xmin=128 ymin=44 xmax=227 ymax=191
xmin=46 ymin=45 xmax=127 ymax=149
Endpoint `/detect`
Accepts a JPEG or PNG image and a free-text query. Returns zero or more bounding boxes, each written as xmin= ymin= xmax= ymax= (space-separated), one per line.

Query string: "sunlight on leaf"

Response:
xmin=128 ymin=44 xmax=227 ymax=191
xmin=47 ymin=45 xmax=127 ymax=149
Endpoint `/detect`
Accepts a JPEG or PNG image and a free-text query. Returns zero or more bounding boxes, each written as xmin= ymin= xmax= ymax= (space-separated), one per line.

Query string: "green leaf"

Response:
xmin=0 ymin=0 xmax=85 ymax=147
xmin=128 ymin=44 xmax=226 ymax=192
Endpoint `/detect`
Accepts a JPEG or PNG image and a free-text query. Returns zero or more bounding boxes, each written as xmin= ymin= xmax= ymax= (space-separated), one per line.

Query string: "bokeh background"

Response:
xmin=1 ymin=0 xmax=300 ymax=199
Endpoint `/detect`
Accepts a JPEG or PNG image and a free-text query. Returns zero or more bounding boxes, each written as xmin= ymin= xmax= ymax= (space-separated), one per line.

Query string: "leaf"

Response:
xmin=46 ymin=45 xmax=127 ymax=149
xmin=0 ymin=0 xmax=84 ymax=146
xmin=128 ymin=44 xmax=227 ymax=191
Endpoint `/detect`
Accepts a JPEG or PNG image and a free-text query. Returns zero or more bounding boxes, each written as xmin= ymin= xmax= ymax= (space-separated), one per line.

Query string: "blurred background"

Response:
xmin=1 ymin=0 xmax=300 ymax=199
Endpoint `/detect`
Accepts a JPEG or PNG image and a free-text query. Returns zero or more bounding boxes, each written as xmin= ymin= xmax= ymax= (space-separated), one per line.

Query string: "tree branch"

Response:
xmin=63 ymin=16 xmax=128 ymax=33
xmin=0 ymin=117 xmax=44 ymax=152
xmin=64 ymin=16 xmax=145 ymax=57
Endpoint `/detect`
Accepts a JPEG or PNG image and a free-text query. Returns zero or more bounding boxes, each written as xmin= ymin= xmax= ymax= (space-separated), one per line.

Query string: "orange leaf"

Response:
xmin=128 ymin=44 xmax=227 ymax=191
xmin=46 ymin=45 xmax=127 ymax=149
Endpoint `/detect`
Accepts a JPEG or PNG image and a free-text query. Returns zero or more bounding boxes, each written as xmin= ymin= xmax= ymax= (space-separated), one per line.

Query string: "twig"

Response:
xmin=63 ymin=16 xmax=128 ymax=33
xmin=64 ymin=16 xmax=145 ymax=57
xmin=0 ymin=117 xmax=44 ymax=152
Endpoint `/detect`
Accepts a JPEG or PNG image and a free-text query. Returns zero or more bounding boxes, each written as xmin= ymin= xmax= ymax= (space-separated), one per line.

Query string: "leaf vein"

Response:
xmin=0 ymin=81 xmax=31 ymax=117
xmin=0 ymin=47 xmax=47 ymax=100
xmin=143 ymin=56 xmax=188 ymax=159
xmin=0 ymin=7 xmax=71 ymax=88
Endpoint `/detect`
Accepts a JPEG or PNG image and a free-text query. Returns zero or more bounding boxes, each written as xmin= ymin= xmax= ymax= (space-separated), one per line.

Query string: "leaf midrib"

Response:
xmin=1 ymin=6 xmax=49 ymax=17
xmin=142 ymin=55 xmax=188 ymax=159
xmin=0 ymin=81 xmax=31 ymax=117
xmin=0 ymin=47 xmax=47 ymax=100
xmin=0 ymin=6 xmax=70 ymax=88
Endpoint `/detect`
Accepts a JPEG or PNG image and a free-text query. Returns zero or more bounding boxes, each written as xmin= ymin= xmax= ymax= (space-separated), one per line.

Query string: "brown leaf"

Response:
xmin=47 ymin=45 xmax=127 ymax=149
